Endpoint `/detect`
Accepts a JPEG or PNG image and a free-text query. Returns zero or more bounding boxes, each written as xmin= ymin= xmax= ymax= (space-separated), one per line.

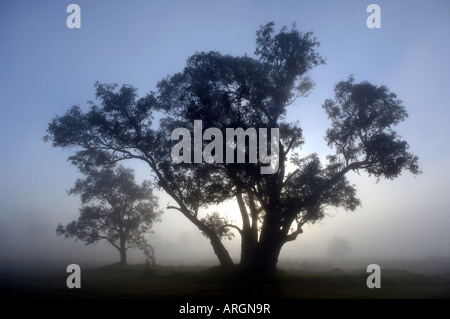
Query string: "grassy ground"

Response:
xmin=1 ymin=263 xmax=449 ymax=300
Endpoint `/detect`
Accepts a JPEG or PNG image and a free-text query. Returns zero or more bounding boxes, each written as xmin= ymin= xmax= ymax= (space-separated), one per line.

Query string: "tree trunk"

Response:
xmin=240 ymin=239 xmax=283 ymax=273
xmin=255 ymin=241 xmax=283 ymax=273
xmin=155 ymin=172 xmax=234 ymax=268
xmin=184 ymin=207 xmax=234 ymax=268
xmin=240 ymin=229 xmax=258 ymax=267
xmin=119 ymin=236 xmax=127 ymax=265
xmin=240 ymin=207 xmax=285 ymax=273
xmin=119 ymin=247 xmax=127 ymax=264
xmin=236 ymin=190 xmax=261 ymax=268
xmin=208 ymin=231 xmax=234 ymax=268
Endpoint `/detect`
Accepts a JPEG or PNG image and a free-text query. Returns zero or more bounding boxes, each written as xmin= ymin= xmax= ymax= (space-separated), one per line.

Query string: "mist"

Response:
xmin=2 ymin=174 xmax=450 ymax=275
xmin=1 ymin=0 xmax=450 ymax=278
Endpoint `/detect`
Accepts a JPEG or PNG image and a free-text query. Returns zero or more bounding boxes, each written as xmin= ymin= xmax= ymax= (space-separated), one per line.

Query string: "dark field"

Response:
xmin=1 ymin=263 xmax=449 ymax=300
xmin=1 ymin=263 xmax=448 ymax=317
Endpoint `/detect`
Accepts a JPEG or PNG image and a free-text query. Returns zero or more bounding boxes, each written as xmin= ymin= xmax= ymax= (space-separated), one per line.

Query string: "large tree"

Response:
xmin=45 ymin=22 xmax=420 ymax=272
xmin=56 ymin=165 xmax=162 ymax=265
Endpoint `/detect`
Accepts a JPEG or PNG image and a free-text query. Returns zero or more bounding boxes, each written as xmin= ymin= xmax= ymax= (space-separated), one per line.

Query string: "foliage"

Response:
xmin=201 ymin=212 xmax=235 ymax=241
xmin=323 ymin=75 xmax=420 ymax=180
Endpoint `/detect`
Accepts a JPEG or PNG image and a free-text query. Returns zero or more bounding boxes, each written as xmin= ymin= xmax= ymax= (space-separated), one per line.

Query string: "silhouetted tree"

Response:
xmin=45 ymin=22 xmax=420 ymax=272
xmin=56 ymin=165 xmax=162 ymax=264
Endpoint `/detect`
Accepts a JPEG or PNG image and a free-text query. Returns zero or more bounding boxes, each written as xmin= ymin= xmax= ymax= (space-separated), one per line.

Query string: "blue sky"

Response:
xmin=1 ymin=0 xmax=449 ymax=267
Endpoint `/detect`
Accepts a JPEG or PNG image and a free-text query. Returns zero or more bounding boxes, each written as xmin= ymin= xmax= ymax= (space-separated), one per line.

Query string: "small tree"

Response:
xmin=143 ymin=243 xmax=156 ymax=271
xmin=56 ymin=165 xmax=162 ymax=265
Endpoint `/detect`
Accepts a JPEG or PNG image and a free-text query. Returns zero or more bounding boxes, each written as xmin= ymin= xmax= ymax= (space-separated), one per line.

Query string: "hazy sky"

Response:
xmin=1 ymin=0 xmax=449 ymax=269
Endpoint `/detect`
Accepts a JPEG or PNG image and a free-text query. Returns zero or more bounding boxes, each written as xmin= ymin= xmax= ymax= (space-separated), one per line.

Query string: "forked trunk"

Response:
xmin=240 ymin=209 xmax=285 ymax=273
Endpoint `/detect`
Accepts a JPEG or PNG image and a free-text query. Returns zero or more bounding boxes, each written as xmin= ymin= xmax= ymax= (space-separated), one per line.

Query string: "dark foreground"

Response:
xmin=1 ymin=264 xmax=449 ymax=316
xmin=1 ymin=263 xmax=450 ymax=299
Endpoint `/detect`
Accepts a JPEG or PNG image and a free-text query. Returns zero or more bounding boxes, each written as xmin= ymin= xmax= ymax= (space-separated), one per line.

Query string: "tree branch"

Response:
xmin=224 ymin=223 xmax=242 ymax=235
xmin=236 ymin=189 xmax=250 ymax=230
xmin=167 ymin=205 xmax=183 ymax=212
xmin=285 ymin=225 xmax=303 ymax=242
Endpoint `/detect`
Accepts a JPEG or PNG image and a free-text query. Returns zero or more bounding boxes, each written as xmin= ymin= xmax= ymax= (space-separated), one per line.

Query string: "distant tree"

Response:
xmin=327 ymin=237 xmax=352 ymax=260
xmin=56 ymin=165 xmax=162 ymax=265
xmin=143 ymin=242 xmax=156 ymax=270
xmin=46 ymin=22 xmax=420 ymax=272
